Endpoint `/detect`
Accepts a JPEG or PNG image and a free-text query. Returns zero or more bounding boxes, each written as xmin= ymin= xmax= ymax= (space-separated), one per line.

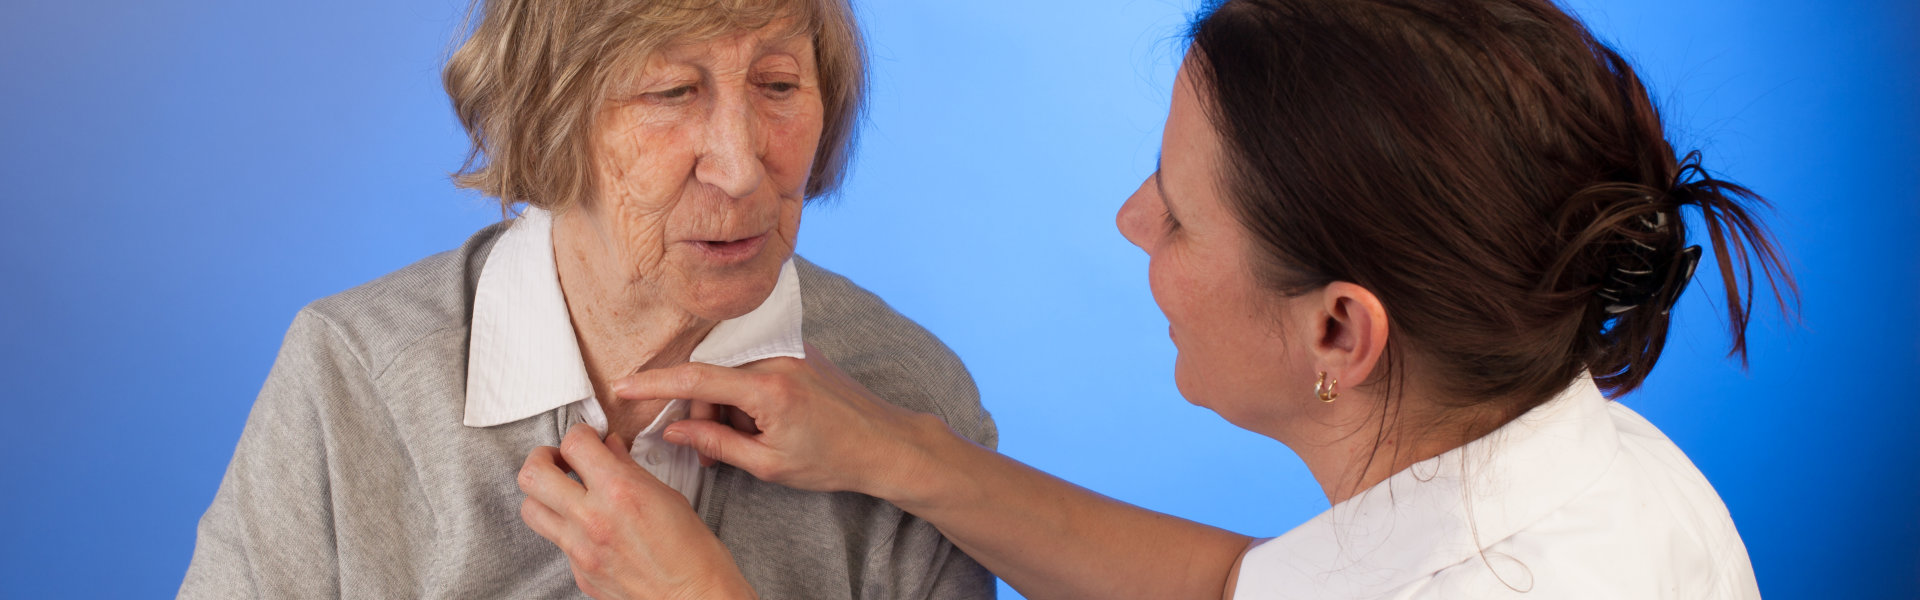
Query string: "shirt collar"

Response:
xmin=462 ymin=207 xmax=805 ymax=428
xmin=1240 ymin=375 xmax=1620 ymax=597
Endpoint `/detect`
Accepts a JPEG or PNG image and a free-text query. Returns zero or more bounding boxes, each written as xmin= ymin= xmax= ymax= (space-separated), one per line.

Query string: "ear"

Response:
xmin=1310 ymin=282 xmax=1389 ymax=389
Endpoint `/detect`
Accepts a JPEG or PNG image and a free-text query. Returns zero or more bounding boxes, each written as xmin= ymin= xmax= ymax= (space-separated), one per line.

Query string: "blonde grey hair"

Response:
xmin=443 ymin=0 xmax=866 ymax=212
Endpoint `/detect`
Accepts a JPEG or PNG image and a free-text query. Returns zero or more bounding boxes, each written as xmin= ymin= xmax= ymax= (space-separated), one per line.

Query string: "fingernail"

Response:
xmin=664 ymin=430 xmax=688 ymax=445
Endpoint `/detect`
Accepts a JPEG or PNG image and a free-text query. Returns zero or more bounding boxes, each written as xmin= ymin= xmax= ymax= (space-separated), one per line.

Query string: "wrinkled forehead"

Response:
xmin=594 ymin=0 xmax=817 ymax=88
xmin=614 ymin=0 xmax=816 ymax=57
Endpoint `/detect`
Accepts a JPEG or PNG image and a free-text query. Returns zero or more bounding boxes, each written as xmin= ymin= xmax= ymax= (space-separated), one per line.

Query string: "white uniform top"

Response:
xmin=1234 ymin=376 xmax=1761 ymax=599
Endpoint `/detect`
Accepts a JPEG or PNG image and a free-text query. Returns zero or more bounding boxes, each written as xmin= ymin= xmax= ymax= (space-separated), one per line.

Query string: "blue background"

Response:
xmin=2 ymin=0 xmax=1914 ymax=597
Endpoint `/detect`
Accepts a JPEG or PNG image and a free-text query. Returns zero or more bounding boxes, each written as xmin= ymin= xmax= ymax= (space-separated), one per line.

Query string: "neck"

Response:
xmin=552 ymin=208 xmax=716 ymax=439
xmin=1266 ymin=389 xmax=1497 ymax=506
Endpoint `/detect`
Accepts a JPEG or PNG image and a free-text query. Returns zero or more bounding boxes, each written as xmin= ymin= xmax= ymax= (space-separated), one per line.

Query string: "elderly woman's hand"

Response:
xmin=519 ymin=424 xmax=757 ymax=600
xmin=610 ymin=346 xmax=957 ymax=507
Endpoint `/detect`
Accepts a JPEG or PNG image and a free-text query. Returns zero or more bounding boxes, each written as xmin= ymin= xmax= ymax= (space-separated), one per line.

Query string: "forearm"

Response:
xmin=879 ymin=414 xmax=1252 ymax=600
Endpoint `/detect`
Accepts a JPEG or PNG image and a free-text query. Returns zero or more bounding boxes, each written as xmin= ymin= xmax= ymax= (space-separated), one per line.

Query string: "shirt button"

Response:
xmin=644 ymin=448 xmax=667 ymax=466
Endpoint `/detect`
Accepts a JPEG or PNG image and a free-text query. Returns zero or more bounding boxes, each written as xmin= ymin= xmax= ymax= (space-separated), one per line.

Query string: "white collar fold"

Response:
xmin=1240 ymin=375 xmax=1620 ymax=597
xmin=462 ymin=207 xmax=805 ymax=428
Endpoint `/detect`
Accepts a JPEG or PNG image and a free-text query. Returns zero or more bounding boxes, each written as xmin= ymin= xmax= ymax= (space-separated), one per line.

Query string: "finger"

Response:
xmin=603 ymin=428 xmax=630 ymax=458
xmin=519 ymin=495 xmax=570 ymax=547
xmin=695 ymin=405 xmax=728 ymax=467
xmin=520 ymin=446 xmax=587 ymax=514
xmin=664 ymin=419 xmax=774 ymax=475
xmin=690 ymin=399 xmax=722 ymax=424
xmin=594 ymin=431 xmax=676 ymax=490
xmin=558 ymin=423 xmax=630 ymax=491
xmin=611 ymin=363 xmax=776 ymax=414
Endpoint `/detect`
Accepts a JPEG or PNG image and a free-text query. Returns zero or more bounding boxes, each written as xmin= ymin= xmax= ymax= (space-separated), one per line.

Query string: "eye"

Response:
xmin=758 ymin=77 xmax=801 ymax=98
xmin=1162 ymin=208 xmax=1182 ymax=232
xmin=644 ymin=85 xmax=697 ymax=104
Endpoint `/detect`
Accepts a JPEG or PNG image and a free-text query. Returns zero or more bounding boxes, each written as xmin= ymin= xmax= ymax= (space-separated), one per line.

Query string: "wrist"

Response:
xmin=666 ymin=565 xmax=757 ymax=600
xmin=874 ymin=412 xmax=978 ymax=514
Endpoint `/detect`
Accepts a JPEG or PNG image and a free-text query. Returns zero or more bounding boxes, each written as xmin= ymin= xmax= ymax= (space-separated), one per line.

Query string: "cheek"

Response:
xmin=597 ymin=109 xmax=695 ymax=205
xmin=1155 ymin=248 xmax=1285 ymax=414
xmin=595 ymin=119 xmax=692 ymax=270
xmin=759 ymin=99 xmax=825 ymax=189
xmin=1149 ymin=249 xmax=1214 ymax=396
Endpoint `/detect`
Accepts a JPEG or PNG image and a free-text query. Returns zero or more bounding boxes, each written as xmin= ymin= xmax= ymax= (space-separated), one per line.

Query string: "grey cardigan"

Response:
xmin=180 ymin=221 xmax=998 ymax=599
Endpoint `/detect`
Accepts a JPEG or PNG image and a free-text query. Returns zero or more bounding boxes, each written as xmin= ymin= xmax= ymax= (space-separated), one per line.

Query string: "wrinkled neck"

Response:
xmin=551 ymin=209 xmax=715 ymax=438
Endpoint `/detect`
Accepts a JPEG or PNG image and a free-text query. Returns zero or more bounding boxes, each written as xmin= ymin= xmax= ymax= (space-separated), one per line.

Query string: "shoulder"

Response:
xmin=1602 ymin=402 xmax=1758 ymax=590
xmin=241 ymin=220 xmax=509 ymax=471
xmin=793 ymin=257 xmax=996 ymax=448
xmin=1416 ymin=403 xmax=1759 ymax=599
xmin=293 ymin=220 xmax=507 ymax=380
xmin=1602 ymin=401 xmax=1752 ymax=562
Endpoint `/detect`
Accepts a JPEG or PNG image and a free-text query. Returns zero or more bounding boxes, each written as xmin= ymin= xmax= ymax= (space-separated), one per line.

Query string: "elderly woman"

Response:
xmin=531 ymin=0 xmax=1796 ymax=598
xmin=179 ymin=0 xmax=994 ymax=598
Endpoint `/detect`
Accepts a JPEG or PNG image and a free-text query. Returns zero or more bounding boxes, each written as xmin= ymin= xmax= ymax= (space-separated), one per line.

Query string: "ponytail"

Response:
xmin=1560 ymin=151 xmax=1800 ymax=396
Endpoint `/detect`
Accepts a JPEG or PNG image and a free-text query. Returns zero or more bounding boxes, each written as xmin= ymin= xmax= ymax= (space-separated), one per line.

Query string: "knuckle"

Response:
xmin=519 ymin=498 xmax=542 ymax=524
xmin=762 ymin=373 xmax=796 ymax=401
xmin=560 ymin=432 xmax=588 ymax=457
xmin=695 ymin=434 xmax=726 ymax=458
xmin=603 ymin=481 xmax=644 ymax=507
xmin=675 ymin=365 xmax=706 ymax=391
xmin=578 ymin=513 xmax=614 ymax=545
xmin=573 ymin=552 xmax=605 ymax=577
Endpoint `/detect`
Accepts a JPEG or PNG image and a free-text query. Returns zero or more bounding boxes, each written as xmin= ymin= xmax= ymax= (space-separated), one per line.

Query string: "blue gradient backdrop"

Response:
xmin=2 ymin=0 xmax=1914 ymax=597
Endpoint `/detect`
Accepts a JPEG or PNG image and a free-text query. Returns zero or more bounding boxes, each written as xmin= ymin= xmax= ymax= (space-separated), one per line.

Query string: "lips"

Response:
xmin=690 ymin=232 xmax=770 ymax=264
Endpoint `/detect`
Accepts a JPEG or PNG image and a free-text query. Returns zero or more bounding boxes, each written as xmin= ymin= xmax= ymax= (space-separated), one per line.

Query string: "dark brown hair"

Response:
xmin=1185 ymin=0 xmax=1797 ymax=417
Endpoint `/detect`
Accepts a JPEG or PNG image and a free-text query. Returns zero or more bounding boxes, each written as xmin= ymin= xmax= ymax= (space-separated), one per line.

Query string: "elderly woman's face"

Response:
xmin=577 ymin=22 xmax=823 ymax=320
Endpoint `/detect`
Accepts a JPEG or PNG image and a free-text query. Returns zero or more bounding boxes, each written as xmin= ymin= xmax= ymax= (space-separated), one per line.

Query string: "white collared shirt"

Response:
xmin=1235 ymin=376 xmax=1761 ymax=599
xmin=462 ymin=207 xmax=805 ymax=505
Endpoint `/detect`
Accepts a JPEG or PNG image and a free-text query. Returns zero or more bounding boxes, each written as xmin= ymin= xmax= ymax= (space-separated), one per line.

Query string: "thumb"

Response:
xmin=665 ymin=419 xmax=772 ymax=474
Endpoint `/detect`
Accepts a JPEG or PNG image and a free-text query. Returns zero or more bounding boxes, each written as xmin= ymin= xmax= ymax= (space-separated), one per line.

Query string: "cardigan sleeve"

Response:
xmin=178 ymin=308 xmax=363 ymax=599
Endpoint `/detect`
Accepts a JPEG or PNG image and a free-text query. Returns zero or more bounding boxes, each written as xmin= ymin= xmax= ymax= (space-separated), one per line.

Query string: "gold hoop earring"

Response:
xmin=1316 ymin=371 xmax=1339 ymax=403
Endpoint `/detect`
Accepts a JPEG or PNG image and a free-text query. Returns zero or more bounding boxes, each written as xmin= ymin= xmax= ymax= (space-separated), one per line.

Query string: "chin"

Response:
xmin=1172 ymin=356 xmax=1210 ymax=408
xmin=1173 ymin=356 xmax=1246 ymax=424
xmin=675 ymin=254 xmax=785 ymax=320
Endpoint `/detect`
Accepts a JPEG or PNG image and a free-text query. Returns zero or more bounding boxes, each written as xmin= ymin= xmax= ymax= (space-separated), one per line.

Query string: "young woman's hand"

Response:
xmin=610 ymin=345 xmax=957 ymax=507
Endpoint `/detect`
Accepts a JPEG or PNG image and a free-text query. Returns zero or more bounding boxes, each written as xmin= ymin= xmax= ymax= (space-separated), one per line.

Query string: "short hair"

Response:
xmin=443 ymin=0 xmax=866 ymax=213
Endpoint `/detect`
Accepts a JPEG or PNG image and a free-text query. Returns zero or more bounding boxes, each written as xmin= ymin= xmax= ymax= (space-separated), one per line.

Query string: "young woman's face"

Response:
xmin=1115 ymin=65 xmax=1317 ymax=431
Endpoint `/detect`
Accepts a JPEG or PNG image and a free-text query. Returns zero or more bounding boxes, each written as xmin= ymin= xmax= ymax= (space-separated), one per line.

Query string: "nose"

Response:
xmin=1116 ymin=175 xmax=1157 ymax=252
xmin=695 ymin=89 xmax=766 ymax=199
